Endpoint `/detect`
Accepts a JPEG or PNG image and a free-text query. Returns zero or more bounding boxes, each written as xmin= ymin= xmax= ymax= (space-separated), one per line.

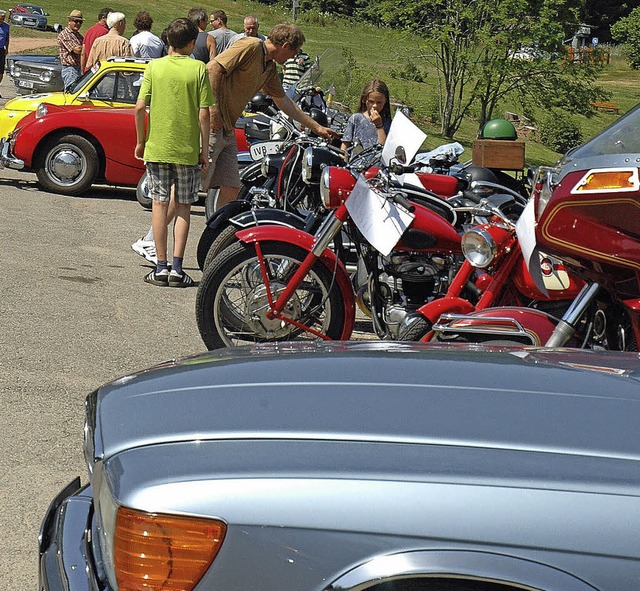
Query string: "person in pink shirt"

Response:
xmin=81 ymin=7 xmax=112 ymax=72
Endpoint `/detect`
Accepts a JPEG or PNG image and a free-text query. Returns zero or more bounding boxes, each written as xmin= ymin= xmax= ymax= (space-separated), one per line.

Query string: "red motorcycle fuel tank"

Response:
xmin=415 ymin=172 xmax=460 ymax=197
xmin=396 ymin=201 xmax=462 ymax=253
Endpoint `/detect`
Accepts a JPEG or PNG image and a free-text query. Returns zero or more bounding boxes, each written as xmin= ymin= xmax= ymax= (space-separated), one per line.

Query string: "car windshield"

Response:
xmin=66 ymin=68 xmax=95 ymax=94
xmin=29 ymin=6 xmax=45 ymax=14
xmin=563 ymin=102 xmax=640 ymax=160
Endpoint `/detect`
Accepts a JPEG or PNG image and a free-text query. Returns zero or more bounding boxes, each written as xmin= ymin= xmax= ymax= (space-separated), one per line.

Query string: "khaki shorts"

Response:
xmin=201 ymin=130 xmax=242 ymax=191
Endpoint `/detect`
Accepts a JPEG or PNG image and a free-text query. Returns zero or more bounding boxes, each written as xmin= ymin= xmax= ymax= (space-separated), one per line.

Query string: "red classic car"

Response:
xmin=0 ymin=103 xmax=250 ymax=198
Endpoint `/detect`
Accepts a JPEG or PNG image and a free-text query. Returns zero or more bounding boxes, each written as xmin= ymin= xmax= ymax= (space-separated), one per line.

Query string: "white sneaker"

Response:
xmin=131 ymin=237 xmax=157 ymax=264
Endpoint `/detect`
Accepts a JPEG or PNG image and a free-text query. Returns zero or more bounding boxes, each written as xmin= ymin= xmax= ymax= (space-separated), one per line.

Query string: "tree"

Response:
xmin=611 ymin=7 xmax=640 ymax=69
xmin=362 ymin=0 xmax=603 ymax=137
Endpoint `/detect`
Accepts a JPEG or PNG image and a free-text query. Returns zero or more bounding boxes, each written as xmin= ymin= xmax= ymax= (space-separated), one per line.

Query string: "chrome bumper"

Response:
xmin=38 ymin=478 xmax=98 ymax=591
xmin=0 ymin=137 xmax=25 ymax=170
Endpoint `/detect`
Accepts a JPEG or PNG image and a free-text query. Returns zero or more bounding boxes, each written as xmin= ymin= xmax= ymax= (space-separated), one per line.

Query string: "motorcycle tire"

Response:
xmin=196 ymin=240 xmax=345 ymax=349
xmin=203 ymin=224 xmax=240 ymax=270
xmin=396 ymin=315 xmax=433 ymax=342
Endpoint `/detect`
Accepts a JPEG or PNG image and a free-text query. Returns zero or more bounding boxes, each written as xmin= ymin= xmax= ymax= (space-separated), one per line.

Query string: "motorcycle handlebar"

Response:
xmin=388 ymin=162 xmax=417 ymax=175
xmin=390 ymin=192 xmax=416 ymax=213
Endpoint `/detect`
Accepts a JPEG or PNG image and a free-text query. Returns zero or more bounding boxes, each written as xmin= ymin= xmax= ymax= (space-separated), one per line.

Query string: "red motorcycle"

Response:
xmin=195 ymin=158 xmax=514 ymax=349
xmin=397 ymin=187 xmax=585 ymax=342
xmin=425 ymin=105 xmax=640 ymax=350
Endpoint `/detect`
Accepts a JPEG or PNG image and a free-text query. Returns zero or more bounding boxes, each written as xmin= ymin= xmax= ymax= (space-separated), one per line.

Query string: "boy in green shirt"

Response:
xmin=134 ymin=18 xmax=213 ymax=287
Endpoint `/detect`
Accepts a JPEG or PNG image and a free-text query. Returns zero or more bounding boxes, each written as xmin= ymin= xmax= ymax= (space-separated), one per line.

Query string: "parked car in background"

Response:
xmin=0 ymin=104 xmax=145 ymax=195
xmin=39 ymin=341 xmax=640 ymax=591
xmin=6 ymin=54 xmax=63 ymax=95
xmin=9 ymin=3 xmax=49 ymax=30
xmin=0 ymin=56 xmax=148 ymax=139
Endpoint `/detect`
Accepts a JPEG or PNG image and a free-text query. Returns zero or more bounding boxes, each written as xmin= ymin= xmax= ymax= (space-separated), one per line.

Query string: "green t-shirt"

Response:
xmin=139 ymin=54 xmax=214 ymax=165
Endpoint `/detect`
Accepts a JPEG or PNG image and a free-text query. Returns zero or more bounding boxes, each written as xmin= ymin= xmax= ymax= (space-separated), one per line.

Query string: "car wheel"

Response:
xmin=136 ymin=173 xmax=152 ymax=209
xmin=36 ymin=134 xmax=99 ymax=196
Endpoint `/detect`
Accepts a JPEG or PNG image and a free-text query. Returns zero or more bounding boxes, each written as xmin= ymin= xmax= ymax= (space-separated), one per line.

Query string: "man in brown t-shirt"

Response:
xmin=203 ymin=22 xmax=336 ymax=210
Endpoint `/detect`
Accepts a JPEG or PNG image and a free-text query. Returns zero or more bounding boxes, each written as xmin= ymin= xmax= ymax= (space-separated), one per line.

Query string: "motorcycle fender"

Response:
xmin=438 ymin=307 xmax=557 ymax=346
xmin=236 ymin=226 xmax=356 ymax=339
xmin=416 ymin=297 xmax=475 ymax=324
xmin=230 ymin=209 xmax=307 ymax=231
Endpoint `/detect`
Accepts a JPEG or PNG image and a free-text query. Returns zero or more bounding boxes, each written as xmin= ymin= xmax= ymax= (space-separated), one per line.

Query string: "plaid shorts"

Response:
xmin=146 ymin=162 xmax=201 ymax=205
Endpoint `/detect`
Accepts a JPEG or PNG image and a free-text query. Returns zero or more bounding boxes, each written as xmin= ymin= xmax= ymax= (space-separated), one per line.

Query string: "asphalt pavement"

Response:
xmin=0 ymin=72 xmax=212 ymax=591
xmin=0 ymin=73 xmax=374 ymax=590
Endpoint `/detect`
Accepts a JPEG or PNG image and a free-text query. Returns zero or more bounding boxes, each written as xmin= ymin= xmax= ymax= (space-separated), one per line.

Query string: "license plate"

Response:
xmin=24 ymin=18 xmax=37 ymax=25
xmin=19 ymin=80 xmax=34 ymax=88
xmin=249 ymin=141 xmax=283 ymax=161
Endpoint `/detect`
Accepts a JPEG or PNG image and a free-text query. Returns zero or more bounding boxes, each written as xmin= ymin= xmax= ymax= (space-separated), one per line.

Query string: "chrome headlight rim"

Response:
xmin=302 ymin=146 xmax=313 ymax=184
xmin=461 ymin=227 xmax=497 ymax=268
xmin=320 ymin=166 xmax=331 ymax=207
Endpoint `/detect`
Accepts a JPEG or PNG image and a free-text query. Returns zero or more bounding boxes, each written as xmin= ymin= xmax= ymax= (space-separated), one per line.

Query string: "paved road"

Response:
xmin=0 ymin=73 xmax=213 ymax=590
xmin=0 ymin=73 xmax=374 ymax=590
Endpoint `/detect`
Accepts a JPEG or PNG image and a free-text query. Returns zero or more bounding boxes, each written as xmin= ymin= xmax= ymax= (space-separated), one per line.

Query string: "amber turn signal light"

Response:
xmin=114 ymin=507 xmax=226 ymax=591
xmin=573 ymin=169 xmax=638 ymax=192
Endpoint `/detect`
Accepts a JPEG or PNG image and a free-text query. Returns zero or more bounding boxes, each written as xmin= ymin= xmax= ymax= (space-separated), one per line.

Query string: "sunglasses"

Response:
xmin=70 ymin=18 xmax=83 ymax=23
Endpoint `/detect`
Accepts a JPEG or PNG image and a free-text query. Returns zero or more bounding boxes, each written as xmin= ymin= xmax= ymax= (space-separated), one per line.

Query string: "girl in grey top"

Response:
xmin=341 ymin=79 xmax=392 ymax=154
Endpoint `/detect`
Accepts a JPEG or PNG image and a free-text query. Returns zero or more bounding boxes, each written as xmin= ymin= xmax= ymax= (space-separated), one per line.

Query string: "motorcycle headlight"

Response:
xmin=320 ymin=166 xmax=332 ymax=207
xmin=40 ymin=70 xmax=53 ymax=82
xmin=35 ymin=103 xmax=48 ymax=118
xmin=303 ymin=146 xmax=343 ymax=185
xmin=461 ymin=227 xmax=496 ymax=268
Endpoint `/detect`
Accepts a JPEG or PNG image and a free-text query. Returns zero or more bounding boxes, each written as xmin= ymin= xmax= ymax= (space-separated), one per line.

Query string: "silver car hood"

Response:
xmin=87 ymin=342 xmax=640 ymax=464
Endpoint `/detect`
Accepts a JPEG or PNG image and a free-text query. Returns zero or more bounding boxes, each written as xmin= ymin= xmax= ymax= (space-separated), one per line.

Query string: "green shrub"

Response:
xmin=537 ymin=111 xmax=582 ymax=153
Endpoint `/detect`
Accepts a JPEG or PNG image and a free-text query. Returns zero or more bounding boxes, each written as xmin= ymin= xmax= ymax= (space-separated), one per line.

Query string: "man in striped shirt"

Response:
xmin=282 ymin=49 xmax=310 ymax=91
xmin=57 ymin=10 xmax=84 ymax=90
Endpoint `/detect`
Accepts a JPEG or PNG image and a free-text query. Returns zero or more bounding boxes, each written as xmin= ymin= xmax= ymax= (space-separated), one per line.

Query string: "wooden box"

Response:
xmin=472 ymin=139 xmax=525 ymax=171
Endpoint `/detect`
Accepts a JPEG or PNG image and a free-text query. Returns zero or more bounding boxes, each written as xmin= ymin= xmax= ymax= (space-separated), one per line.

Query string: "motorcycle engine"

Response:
xmin=373 ymin=253 xmax=454 ymax=338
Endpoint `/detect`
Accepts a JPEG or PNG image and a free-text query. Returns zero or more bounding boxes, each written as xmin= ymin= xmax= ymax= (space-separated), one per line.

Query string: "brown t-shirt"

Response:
xmin=212 ymin=37 xmax=284 ymax=133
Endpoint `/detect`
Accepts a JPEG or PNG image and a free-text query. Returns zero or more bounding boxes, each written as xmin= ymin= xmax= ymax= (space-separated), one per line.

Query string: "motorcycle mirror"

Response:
xmin=395 ymin=146 xmax=407 ymax=164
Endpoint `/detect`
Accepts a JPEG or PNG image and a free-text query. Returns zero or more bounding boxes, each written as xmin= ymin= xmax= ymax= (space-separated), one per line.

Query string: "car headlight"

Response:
xmin=40 ymin=70 xmax=53 ymax=82
xmin=12 ymin=65 xmax=21 ymax=77
xmin=461 ymin=227 xmax=496 ymax=268
xmin=35 ymin=103 xmax=48 ymax=118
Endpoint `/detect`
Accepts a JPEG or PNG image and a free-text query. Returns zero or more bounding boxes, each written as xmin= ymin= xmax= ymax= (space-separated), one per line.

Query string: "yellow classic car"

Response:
xmin=0 ymin=56 xmax=148 ymax=139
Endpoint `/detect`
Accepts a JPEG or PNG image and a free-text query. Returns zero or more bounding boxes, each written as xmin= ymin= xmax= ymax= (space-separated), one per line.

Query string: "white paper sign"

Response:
xmin=345 ymin=175 xmax=415 ymax=256
xmin=515 ymin=198 xmax=547 ymax=295
xmin=381 ymin=110 xmax=427 ymax=166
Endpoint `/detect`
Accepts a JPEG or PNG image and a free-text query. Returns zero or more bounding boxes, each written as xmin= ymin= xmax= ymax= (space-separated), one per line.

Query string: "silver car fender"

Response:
xmin=324 ymin=550 xmax=598 ymax=591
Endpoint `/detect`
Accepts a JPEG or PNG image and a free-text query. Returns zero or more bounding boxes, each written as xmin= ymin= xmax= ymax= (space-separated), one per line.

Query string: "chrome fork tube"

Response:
xmin=545 ymin=282 xmax=600 ymax=347
xmin=311 ymin=212 xmax=345 ymax=256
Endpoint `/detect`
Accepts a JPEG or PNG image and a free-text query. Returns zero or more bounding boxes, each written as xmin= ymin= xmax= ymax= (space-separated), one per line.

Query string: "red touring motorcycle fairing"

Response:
xmin=432 ymin=104 xmax=640 ymax=350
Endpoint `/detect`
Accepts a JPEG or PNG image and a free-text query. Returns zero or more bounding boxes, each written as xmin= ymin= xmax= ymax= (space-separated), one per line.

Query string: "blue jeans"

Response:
xmin=61 ymin=65 xmax=81 ymax=91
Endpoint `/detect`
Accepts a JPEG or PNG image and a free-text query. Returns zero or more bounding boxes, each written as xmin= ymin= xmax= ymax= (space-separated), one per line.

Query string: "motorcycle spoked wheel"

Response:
xmin=196 ymin=241 xmax=345 ymax=349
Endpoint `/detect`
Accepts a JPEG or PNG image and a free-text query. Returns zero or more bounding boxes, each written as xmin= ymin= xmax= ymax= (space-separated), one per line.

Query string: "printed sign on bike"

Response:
xmin=249 ymin=141 xmax=283 ymax=161
xmin=345 ymin=175 xmax=415 ymax=256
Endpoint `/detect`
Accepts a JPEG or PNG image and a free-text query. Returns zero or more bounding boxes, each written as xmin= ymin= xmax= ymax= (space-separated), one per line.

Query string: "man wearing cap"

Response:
xmin=58 ymin=10 xmax=84 ymax=90
xmin=0 ymin=10 xmax=10 ymax=95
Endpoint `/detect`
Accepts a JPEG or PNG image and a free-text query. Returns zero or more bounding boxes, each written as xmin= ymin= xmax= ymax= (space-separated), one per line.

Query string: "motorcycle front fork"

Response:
xmin=545 ymin=282 xmax=600 ymax=347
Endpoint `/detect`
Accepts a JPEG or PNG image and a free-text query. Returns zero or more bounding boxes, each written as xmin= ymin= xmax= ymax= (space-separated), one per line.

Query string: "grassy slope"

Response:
xmin=9 ymin=1 xmax=640 ymax=166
